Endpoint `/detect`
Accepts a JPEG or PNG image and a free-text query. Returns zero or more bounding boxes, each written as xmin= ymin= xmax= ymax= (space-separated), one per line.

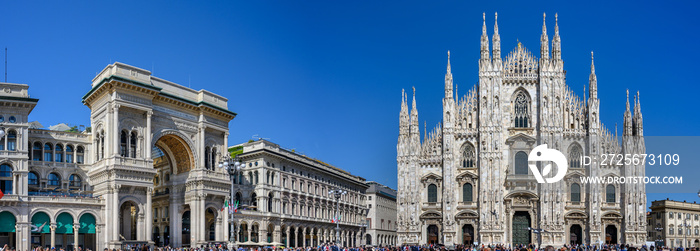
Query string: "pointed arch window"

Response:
xmin=569 ymin=145 xmax=582 ymax=168
xmin=427 ymin=184 xmax=438 ymax=203
xmin=571 ymin=183 xmax=581 ymax=202
xmin=462 ymin=183 xmax=473 ymax=202
xmin=514 ymin=151 xmax=528 ymax=175
xmin=462 ymin=144 xmax=475 ymax=168
xmin=606 ymin=184 xmax=615 ymax=203
xmin=513 ymin=91 xmax=531 ymax=128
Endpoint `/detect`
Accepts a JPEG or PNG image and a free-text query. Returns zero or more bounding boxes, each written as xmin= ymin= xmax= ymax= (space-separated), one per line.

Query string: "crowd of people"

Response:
xmin=4 ymin=243 xmax=700 ymax=251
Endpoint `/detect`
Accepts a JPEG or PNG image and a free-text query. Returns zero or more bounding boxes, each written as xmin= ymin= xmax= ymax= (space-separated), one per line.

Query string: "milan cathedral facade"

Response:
xmin=396 ymin=13 xmax=647 ymax=247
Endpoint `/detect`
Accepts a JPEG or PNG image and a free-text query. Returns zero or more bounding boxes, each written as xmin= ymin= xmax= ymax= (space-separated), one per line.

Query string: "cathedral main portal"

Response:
xmin=512 ymin=212 xmax=531 ymax=246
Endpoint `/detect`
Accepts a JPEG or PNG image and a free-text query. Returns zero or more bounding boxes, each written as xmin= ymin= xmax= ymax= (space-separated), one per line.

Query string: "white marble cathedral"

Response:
xmin=396 ymin=13 xmax=647 ymax=247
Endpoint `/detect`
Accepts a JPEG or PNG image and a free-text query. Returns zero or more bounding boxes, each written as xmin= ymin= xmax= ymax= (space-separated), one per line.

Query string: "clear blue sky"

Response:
xmin=2 ymin=1 xmax=699 ymax=201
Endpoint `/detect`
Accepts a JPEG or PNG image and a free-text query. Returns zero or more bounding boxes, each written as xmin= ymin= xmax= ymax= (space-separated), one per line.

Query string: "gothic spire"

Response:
xmin=589 ymin=51 xmax=598 ymax=99
xmin=634 ymin=91 xmax=643 ymax=136
xmin=493 ymin=12 xmax=501 ymax=59
xmin=552 ymin=13 xmax=562 ymax=61
xmin=445 ymin=51 xmax=453 ymax=99
xmin=624 ymin=89 xmax=633 ymax=136
xmin=540 ymin=12 xmax=550 ymax=60
xmin=399 ymin=89 xmax=409 ymax=135
xmin=481 ymin=12 xmax=490 ymax=60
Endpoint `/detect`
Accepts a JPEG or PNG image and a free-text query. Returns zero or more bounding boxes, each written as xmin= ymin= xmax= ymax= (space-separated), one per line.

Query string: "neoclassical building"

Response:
xmin=648 ymin=200 xmax=700 ymax=248
xmin=365 ymin=181 xmax=397 ymax=247
xmin=0 ymin=62 xmax=236 ymax=251
xmin=230 ymin=140 xmax=369 ymax=248
xmin=396 ymin=13 xmax=647 ymax=246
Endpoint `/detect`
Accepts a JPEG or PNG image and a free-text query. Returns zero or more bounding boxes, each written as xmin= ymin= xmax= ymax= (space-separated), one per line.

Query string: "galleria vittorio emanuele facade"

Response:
xmin=0 ymin=62 xmax=237 ymax=251
xmin=396 ymin=13 xmax=647 ymax=247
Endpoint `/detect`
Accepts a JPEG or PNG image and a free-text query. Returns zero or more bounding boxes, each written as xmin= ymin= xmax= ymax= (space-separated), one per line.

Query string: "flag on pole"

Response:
xmin=0 ymin=188 xmax=4 ymax=200
xmin=222 ymin=200 xmax=228 ymax=212
xmin=233 ymin=200 xmax=239 ymax=213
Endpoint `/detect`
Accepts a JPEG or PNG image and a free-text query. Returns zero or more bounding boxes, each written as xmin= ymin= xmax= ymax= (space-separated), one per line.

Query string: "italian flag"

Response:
xmin=222 ymin=200 xmax=228 ymax=212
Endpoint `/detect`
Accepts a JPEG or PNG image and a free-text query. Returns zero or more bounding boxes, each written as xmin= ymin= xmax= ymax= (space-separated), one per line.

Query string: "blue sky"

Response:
xmin=1 ymin=1 xmax=699 ymax=199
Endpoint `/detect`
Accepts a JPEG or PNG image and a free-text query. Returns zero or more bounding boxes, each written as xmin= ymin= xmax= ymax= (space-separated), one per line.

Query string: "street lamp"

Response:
xmin=329 ymin=188 xmax=347 ymax=247
xmin=220 ymin=155 xmax=244 ymax=249
xmin=654 ymin=223 xmax=664 ymax=247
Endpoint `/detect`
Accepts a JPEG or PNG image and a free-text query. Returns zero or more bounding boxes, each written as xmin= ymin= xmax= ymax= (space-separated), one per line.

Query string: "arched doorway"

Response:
xmin=512 ymin=211 xmax=531 ymax=246
xmin=55 ymin=212 xmax=75 ymax=250
xmin=0 ymin=211 xmax=16 ymax=248
xmin=462 ymin=224 xmax=474 ymax=245
xmin=239 ymin=223 xmax=248 ymax=242
xmin=182 ymin=211 xmax=191 ymax=246
xmin=205 ymin=208 xmax=216 ymax=241
xmin=366 ymin=234 xmax=372 ymax=245
xmin=605 ymin=225 xmax=617 ymax=244
xmin=569 ymin=224 xmax=582 ymax=245
xmin=694 ymin=239 xmax=699 ymax=248
xmin=288 ymin=227 xmax=295 ymax=247
xmin=427 ymin=225 xmax=439 ymax=244
xmin=120 ymin=201 xmax=139 ymax=240
xmin=31 ymin=212 xmax=51 ymax=248
xmin=78 ymin=213 xmax=97 ymax=251
xmin=267 ymin=224 xmax=274 ymax=243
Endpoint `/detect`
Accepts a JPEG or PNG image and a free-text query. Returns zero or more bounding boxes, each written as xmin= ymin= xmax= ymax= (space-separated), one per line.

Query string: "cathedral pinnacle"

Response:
xmin=493 ymin=12 xmax=501 ymax=59
xmin=447 ymin=50 xmax=451 ymax=73
xmin=626 ymin=89 xmax=630 ymax=112
xmin=481 ymin=12 xmax=490 ymax=60
xmin=552 ymin=13 xmax=561 ymax=60
xmin=541 ymin=12 xmax=550 ymax=60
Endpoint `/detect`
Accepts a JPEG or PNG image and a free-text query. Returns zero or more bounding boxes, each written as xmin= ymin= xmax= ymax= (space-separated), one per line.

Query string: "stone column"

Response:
xmin=146 ymin=188 xmax=153 ymax=243
xmin=247 ymin=226 xmax=251 ymax=243
xmin=73 ymin=225 xmax=80 ymax=249
xmin=113 ymin=185 xmax=120 ymax=243
xmin=145 ymin=111 xmax=152 ymax=159
xmin=273 ymin=225 xmax=281 ymax=243
xmin=302 ymin=228 xmax=307 ymax=247
xmin=50 ymin=224 xmax=56 ymax=249
xmin=260 ymin=228 xmax=268 ymax=243
xmin=285 ymin=227 xmax=290 ymax=247
xmin=113 ymin=104 xmax=120 ymax=157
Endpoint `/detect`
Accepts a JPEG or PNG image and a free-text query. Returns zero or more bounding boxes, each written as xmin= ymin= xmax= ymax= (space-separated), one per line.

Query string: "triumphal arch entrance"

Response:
xmin=82 ymin=62 xmax=236 ymax=248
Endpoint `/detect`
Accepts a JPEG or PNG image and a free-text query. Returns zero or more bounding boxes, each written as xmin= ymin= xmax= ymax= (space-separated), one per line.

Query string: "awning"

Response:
xmin=56 ymin=212 xmax=74 ymax=234
xmin=31 ymin=212 xmax=50 ymax=234
xmin=0 ymin=211 xmax=16 ymax=233
xmin=79 ymin=213 xmax=96 ymax=234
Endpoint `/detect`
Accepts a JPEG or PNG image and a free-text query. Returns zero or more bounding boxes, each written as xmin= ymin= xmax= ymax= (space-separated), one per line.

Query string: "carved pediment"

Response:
xmin=505 ymin=133 xmax=537 ymax=146
xmin=420 ymin=210 xmax=442 ymax=220
xmin=565 ymin=211 xmax=588 ymax=219
xmin=420 ymin=173 xmax=442 ymax=186
xmin=602 ymin=212 xmax=622 ymax=219
xmin=456 ymin=170 xmax=478 ymax=183
xmin=455 ymin=210 xmax=478 ymax=219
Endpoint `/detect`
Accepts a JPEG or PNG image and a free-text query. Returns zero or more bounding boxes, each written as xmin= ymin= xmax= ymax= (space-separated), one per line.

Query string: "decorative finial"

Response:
xmin=483 ymin=12 xmax=486 ymax=21
xmin=555 ymin=13 xmax=558 ymax=23
xmin=413 ymin=86 xmax=416 ymax=96
xmin=448 ymin=50 xmax=450 ymax=59
xmin=591 ymin=51 xmax=594 ymax=59
xmin=495 ymin=12 xmax=498 ymax=21
xmin=543 ymin=12 xmax=546 ymax=21
xmin=637 ymin=90 xmax=640 ymax=104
